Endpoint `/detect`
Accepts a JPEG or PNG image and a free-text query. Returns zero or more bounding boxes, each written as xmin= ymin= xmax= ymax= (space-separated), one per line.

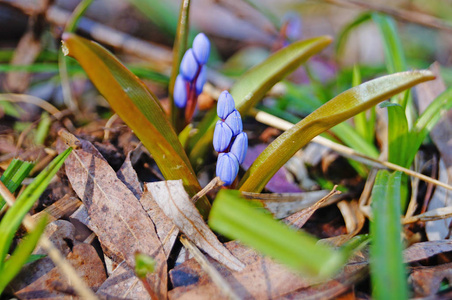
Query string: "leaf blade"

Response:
xmin=239 ymin=70 xmax=435 ymax=193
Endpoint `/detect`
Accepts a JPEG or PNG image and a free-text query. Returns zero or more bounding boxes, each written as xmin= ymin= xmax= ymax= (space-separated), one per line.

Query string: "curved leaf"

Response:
xmin=239 ymin=70 xmax=435 ymax=192
xmin=188 ymin=36 xmax=333 ymax=165
xmin=62 ymin=34 xmax=210 ymax=215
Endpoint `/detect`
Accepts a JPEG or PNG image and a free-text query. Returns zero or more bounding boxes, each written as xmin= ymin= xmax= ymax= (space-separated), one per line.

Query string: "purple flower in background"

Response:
xmin=213 ymin=91 xmax=248 ymax=185
xmin=174 ymin=33 xmax=211 ymax=114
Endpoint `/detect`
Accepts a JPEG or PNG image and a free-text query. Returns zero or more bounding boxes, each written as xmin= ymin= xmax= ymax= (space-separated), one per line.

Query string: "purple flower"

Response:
xmin=230 ymin=132 xmax=247 ymax=164
xmin=224 ymin=110 xmax=242 ymax=136
xmin=217 ymin=91 xmax=235 ymax=120
xmin=192 ymin=33 xmax=210 ymax=65
xmin=213 ymin=120 xmax=233 ymax=152
xmin=180 ymin=48 xmax=198 ymax=81
xmin=174 ymin=75 xmax=188 ymax=108
xmin=195 ymin=66 xmax=206 ymax=95
xmin=216 ymin=153 xmax=239 ymax=186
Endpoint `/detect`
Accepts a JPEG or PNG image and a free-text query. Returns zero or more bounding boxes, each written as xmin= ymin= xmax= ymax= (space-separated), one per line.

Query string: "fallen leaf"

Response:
xmin=403 ymin=240 xmax=452 ymax=263
xmin=410 ymin=262 xmax=452 ymax=297
xmin=283 ymin=187 xmax=341 ymax=228
xmin=32 ymin=195 xmax=82 ymax=224
xmin=116 ymin=148 xmax=143 ymax=200
xmin=96 ymin=261 xmax=149 ymax=299
xmin=58 ymin=134 xmax=167 ymax=299
xmin=242 ymin=189 xmax=336 ymax=219
xmin=14 ymin=243 xmax=106 ymax=299
xmin=146 ymin=180 xmax=244 ymax=271
xmin=142 ymin=183 xmax=179 ymax=258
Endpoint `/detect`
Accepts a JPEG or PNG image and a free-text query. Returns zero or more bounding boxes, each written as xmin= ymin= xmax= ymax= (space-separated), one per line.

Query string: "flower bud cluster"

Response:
xmin=174 ymin=33 xmax=210 ymax=110
xmin=213 ymin=91 xmax=248 ymax=186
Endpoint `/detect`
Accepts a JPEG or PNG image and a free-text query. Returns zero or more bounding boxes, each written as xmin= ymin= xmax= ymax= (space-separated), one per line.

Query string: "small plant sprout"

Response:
xmin=174 ymin=33 xmax=211 ymax=122
xmin=214 ymin=91 xmax=248 ymax=186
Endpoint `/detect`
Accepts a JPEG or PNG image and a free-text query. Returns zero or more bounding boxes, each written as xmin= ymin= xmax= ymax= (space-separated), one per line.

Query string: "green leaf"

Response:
xmin=372 ymin=14 xmax=406 ymax=75
xmin=336 ymin=12 xmax=372 ymax=56
xmin=0 ymin=215 xmax=47 ymax=294
xmin=330 ymin=122 xmax=379 ymax=158
xmin=370 ymin=170 xmax=407 ymax=300
xmin=188 ymin=36 xmax=333 ymax=165
xmin=170 ymin=0 xmax=191 ymax=130
xmin=208 ymin=190 xmax=345 ymax=278
xmin=35 ymin=112 xmax=51 ymax=145
xmin=0 ymin=159 xmax=35 ymax=210
xmin=135 ymin=252 xmax=156 ymax=279
xmin=128 ymin=0 xmax=178 ymax=36
xmin=239 ymin=70 xmax=435 ymax=193
xmin=384 ymin=103 xmax=410 ymax=167
xmin=0 ymin=148 xmax=71 ymax=271
xmin=61 ymin=34 xmax=210 ymax=215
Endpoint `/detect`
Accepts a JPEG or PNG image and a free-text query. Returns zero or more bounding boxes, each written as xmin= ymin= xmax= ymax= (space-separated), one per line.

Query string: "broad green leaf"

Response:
xmin=128 ymin=0 xmax=178 ymax=36
xmin=370 ymin=170 xmax=407 ymax=300
xmin=170 ymin=0 xmax=191 ymax=128
xmin=239 ymin=70 xmax=435 ymax=193
xmin=188 ymin=36 xmax=333 ymax=165
xmin=61 ymin=34 xmax=210 ymax=215
xmin=0 ymin=148 xmax=71 ymax=270
xmin=0 ymin=159 xmax=35 ymax=210
xmin=0 ymin=215 xmax=47 ymax=294
xmin=335 ymin=12 xmax=372 ymax=56
xmin=208 ymin=190 xmax=345 ymax=278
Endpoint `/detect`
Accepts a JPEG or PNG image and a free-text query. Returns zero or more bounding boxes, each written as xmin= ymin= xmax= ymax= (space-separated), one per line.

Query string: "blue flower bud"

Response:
xmin=180 ymin=48 xmax=199 ymax=81
xmin=195 ymin=65 xmax=206 ymax=95
xmin=216 ymin=153 xmax=239 ymax=186
xmin=217 ymin=91 xmax=235 ymax=120
xmin=230 ymin=132 xmax=247 ymax=164
xmin=225 ymin=110 xmax=242 ymax=136
xmin=192 ymin=33 xmax=210 ymax=65
xmin=213 ymin=120 xmax=233 ymax=152
xmin=283 ymin=13 xmax=302 ymax=41
xmin=174 ymin=75 xmax=187 ymax=108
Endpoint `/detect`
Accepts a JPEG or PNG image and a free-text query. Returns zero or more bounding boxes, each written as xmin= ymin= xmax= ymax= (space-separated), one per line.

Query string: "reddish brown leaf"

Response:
xmin=410 ymin=262 xmax=452 ymax=297
xmin=59 ymin=134 xmax=167 ymax=298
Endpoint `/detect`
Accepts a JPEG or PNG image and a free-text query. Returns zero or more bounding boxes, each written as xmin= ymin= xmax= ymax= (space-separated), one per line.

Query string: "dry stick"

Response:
xmin=0 ymin=181 xmax=98 ymax=300
xmin=253 ymin=110 xmax=452 ymax=192
xmin=403 ymin=206 xmax=452 ymax=224
xmin=180 ymin=235 xmax=240 ymax=300
xmin=322 ymin=0 xmax=452 ymax=34
xmin=191 ymin=176 xmax=225 ymax=203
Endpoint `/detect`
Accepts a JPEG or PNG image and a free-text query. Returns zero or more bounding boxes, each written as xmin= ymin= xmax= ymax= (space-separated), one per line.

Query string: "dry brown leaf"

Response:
xmin=283 ymin=187 xmax=341 ymax=228
xmin=96 ymin=261 xmax=150 ymax=299
xmin=14 ymin=243 xmax=106 ymax=299
xmin=32 ymin=195 xmax=82 ymax=224
xmin=59 ymin=134 xmax=167 ymax=298
xmin=404 ymin=240 xmax=452 ymax=263
xmin=242 ymin=189 xmax=338 ymax=219
xmin=116 ymin=148 xmax=143 ymax=200
xmin=142 ymin=183 xmax=179 ymax=258
xmin=410 ymin=262 xmax=452 ymax=297
xmin=146 ymin=180 xmax=244 ymax=272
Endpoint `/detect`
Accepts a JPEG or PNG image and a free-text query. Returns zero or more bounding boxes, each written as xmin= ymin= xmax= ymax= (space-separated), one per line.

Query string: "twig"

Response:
xmin=0 ymin=181 xmax=98 ymax=300
xmin=180 ymin=235 xmax=240 ymax=300
xmin=191 ymin=176 xmax=224 ymax=203
xmin=253 ymin=110 xmax=452 ymax=192
xmin=322 ymin=0 xmax=452 ymax=34
xmin=403 ymin=206 xmax=452 ymax=224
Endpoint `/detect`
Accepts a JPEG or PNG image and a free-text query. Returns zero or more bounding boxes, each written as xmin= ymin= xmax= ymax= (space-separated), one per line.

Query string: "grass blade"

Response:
xmin=370 ymin=170 xmax=407 ymax=300
xmin=0 ymin=148 xmax=72 ymax=269
xmin=239 ymin=70 xmax=435 ymax=193
xmin=61 ymin=34 xmax=210 ymax=214
xmin=0 ymin=159 xmax=35 ymax=210
xmin=208 ymin=190 xmax=345 ymax=278
xmin=0 ymin=215 xmax=47 ymax=294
